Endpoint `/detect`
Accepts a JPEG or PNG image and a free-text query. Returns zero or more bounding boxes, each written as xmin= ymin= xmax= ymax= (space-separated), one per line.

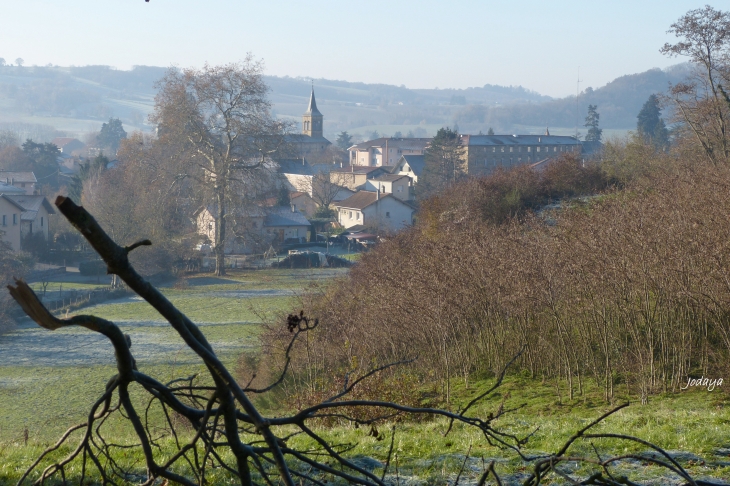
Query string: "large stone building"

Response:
xmin=349 ymin=137 xmax=431 ymax=168
xmin=459 ymin=132 xmax=582 ymax=176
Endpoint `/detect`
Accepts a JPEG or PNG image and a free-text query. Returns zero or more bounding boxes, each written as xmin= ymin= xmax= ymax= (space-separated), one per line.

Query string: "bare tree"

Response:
xmin=661 ymin=6 xmax=730 ymax=164
xmin=152 ymin=58 xmax=287 ymax=275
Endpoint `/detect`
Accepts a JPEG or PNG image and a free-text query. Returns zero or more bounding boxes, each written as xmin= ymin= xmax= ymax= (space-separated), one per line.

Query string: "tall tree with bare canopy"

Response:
xmin=152 ymin=58 xmax=287 ymax=275
xmin=661 ymin=6 xmax=730 ymax=164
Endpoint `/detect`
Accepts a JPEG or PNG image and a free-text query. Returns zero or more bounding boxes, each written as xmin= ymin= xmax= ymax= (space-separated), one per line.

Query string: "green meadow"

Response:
xmin=2 ymin=267 xmax=730 ymax=484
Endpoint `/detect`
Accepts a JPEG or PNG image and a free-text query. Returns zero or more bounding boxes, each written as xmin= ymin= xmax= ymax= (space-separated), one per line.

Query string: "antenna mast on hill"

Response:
xmin=575 ymin=67 xmax=582 ymax=140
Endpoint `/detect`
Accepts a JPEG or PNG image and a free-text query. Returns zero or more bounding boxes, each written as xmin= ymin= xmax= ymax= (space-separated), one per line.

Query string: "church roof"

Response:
xmin=304 ymin=89 xmax=322 ymax=117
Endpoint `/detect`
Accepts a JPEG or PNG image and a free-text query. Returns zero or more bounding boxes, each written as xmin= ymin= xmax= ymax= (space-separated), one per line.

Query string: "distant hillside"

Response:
xmin=0 ymin=63 xmax=691 ymax=141
xmin=451 ymin=64 xmax=691 ymax=133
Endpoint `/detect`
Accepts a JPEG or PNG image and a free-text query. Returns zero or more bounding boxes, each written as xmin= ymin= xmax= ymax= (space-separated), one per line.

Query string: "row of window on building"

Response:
xmin=481 ymin=145 xmax=576 ymax=154
xmin=341 ymin=209 xmax=391 ymax=220
xmin=1 ymin=215 xmax=44 ymax=227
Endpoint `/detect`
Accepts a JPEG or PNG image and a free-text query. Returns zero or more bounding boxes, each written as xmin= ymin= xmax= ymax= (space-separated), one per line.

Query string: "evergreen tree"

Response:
xmin=276 ymin=184 xmax=291 ymax=207
xmin=584 ymin=105 xmax=603 ymax=142
xmin=419 ymin=127 xmax=465 ymax=200
xmin=22 ymin=139 xmax=61 ymax=188
xmin=335 ymin=131 xmax=353 ymax=150
xmin=487 ymin=127 xmax=495 ymax=135
xmin=97 ymin=118 xmax=127 ymax=153
xmin=637 ymin=94 xmax=669 ymax=150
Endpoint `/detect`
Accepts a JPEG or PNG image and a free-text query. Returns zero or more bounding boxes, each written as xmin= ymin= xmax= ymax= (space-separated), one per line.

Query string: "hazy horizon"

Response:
xmin=2 ymin=0 xmax=710 ymax=98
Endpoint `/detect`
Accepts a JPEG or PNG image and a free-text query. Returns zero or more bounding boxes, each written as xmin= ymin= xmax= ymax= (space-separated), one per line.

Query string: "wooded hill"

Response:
xmin=0 ymin=63 xmax=689 ymax=140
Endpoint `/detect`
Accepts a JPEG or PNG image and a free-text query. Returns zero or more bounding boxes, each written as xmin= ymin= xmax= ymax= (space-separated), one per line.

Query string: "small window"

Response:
xmin=349 ymin=211 xmax=352 ymax=219
xmin=13 ymin=214 xmax=17 ymax=225
xmin=397 ymin=185 xmax=403 ymax=192
xmin=208 ymin=223 xmax=213 ymax=231
xmin=41 ymin=217 xmax=44 ymax=227
xmin=528 ymin=147 xmax=532 ymax=152
xmin=386 ymin=212 xmax=390 ymax=218
xmin=492 ymin=147 xmax=496 ymax=153
xmin=509 ymin=147 xmax=513 ymax=152
xmin=357 ymin=212 xmax=361 ymax=220
xmin=1 ymin=215 xmax=5 ymax=226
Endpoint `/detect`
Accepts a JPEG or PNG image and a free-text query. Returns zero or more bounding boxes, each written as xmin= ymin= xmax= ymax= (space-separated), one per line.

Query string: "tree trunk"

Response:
xmin=215 ymin=185 xmax=226 ymax=276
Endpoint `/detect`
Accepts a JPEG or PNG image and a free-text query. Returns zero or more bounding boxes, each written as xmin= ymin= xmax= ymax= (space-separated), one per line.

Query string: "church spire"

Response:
xmin=304 ymin=87 xmax=322 ymax=116
xmin=545 ymin=126 xmax=550 ymax=136
xmin=302 ymin=86 xmax=323 ymax=138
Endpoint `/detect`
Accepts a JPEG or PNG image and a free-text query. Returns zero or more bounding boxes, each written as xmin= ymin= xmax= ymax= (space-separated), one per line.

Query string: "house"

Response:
xmin=364 ymin=174 xmax=413 ymax=202
xmin=330 ymin=185 xmax=355 ymax=204
xmin=0 ymin=194 xmax=55 ymax=249
xmin=0 ymin=195 xmax=25 ymax=251
xmin=334 ymin=191 xmax=415 ymax=231
xmin=0 ymin=171 xmax=37 ymax=195
xmin=459 ymin=132 xmax=582 ymax=176
xmin=264 ymin=206 xmax=312 ymax=243
xmin=193 ymin=204 xmax=266 ymax=254
xmin=51 ymin=137 xmax=86 ymax=155
xmin=348 ymin=137 xmax=431 ymax=167
xmin=0 ymin=181 xmax=26 ymax=196
xmin=278 ymin=159 xmax=333 ymax=196
xmin=290 ymin=192 xmax=317 ymax=218
xmin=391 ymin=154 xmax=425 ymax=184
xmin=329 ymin=166 xmax=389 ymax=191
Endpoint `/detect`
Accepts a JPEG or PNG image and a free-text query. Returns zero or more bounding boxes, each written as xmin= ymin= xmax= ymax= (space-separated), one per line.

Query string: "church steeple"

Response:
xmin=302 ymin=87 xmax=323 ymax=138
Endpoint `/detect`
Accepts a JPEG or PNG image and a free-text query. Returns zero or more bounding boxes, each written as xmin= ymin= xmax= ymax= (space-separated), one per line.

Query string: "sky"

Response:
xmin=0 ymin=0 xmax=714 ymax=98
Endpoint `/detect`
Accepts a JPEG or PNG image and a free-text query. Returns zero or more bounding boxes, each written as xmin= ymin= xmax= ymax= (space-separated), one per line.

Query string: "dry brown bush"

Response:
xmin=253 ymin=146 xmax=730 ymax=405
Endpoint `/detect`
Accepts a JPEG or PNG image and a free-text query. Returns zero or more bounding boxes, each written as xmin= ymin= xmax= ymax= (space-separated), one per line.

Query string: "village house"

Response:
xmin=278 ymin=159 xmax=332 ymax=196
xmin=348 ymin=137 xmax=431 ymax=168
xmin=0 ymin=171 xmax=37 ymax=195
xmin=194 ymin=205 xmax=266 ymax=254
xmin=329 ymin=166 xmax=388 ymax=191
xmin=334 ymin=191 xmax=415 ymax=231
xmin=290 ymin=192 xmax=317 ymax=218
xmin=364 ymin=174 xmax=413 ymax=202
xmin=264 ymin=206 xmax=312 ymax=243
xmin=0 ymin=195 xmax=24 ymax=251
xmin=0 ymin=194 xmax=54 ymax=250
xmin=390 ymin=154 xmax=425 ymax=185
xmin=194 ymin=203 xmax=313 ymax=252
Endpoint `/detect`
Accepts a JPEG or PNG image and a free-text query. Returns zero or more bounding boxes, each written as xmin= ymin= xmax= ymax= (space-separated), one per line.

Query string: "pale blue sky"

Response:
xmin=0 ymin=0 xmax=712 ymax=97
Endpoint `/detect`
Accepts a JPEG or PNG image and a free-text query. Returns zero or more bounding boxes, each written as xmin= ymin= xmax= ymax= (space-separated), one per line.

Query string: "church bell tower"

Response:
xmin=302 ymin=88 xmax=323 ymax=138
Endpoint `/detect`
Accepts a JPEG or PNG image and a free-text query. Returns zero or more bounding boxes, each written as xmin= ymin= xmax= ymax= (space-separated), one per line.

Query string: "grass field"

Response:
xmin=3 ymin=267 xmax=730 ymax=484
